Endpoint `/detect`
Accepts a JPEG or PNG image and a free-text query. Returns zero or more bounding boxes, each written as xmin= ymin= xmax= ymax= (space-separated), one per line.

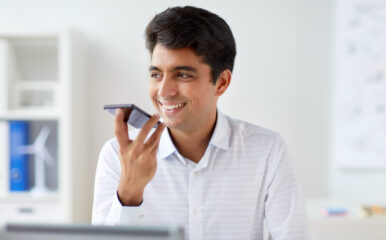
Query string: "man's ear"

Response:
xmin=215 ymin=70 xmax=232 ymax=97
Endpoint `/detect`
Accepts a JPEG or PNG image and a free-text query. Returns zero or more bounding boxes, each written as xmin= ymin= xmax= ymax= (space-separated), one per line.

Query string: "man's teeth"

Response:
xmin=162 ymin=103 xmax=184 ymax=110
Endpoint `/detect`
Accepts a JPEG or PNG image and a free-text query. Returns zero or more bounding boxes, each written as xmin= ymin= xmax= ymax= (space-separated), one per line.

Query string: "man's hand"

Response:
xmin=115 ymin=109 xmax=166 ymax=206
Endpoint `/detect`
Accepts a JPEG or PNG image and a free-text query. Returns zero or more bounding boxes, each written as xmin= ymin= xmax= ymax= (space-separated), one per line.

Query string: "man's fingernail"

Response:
xmin=153 ymin=113 xmax=160 ymax=118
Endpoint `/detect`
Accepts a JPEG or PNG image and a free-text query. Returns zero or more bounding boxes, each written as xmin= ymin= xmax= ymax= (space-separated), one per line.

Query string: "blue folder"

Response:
xmin=9 ymin=121 xmax=29 ymax=191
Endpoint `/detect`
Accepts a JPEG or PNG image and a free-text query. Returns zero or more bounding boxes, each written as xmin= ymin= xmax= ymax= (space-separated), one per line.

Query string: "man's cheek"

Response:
xmin=149 ymin=88 xmax=157 ymax=99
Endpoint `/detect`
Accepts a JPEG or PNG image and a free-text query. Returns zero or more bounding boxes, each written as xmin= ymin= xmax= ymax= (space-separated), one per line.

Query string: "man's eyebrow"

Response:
xmin=149 ymin=66 xmax=161 ymax=71
xmin=148 ymin=65 xmax=198 ymax=73
xmin=172 ymin=66 xmax=197 ymax=72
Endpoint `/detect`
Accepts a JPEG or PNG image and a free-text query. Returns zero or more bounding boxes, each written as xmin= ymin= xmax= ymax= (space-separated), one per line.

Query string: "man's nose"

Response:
xmin=158 ymin=74 xmax=177 ymax=98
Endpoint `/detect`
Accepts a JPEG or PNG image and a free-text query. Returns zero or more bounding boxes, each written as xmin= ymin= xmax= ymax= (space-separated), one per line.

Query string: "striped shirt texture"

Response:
xmin=92 ymin=111 xmax=310 ymax=240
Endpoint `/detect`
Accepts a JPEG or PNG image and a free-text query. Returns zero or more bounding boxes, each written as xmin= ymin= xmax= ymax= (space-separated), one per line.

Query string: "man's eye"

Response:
xmin=177 ymin=73 xmax=192 ymax=78
xmin=151 ymin=73 xmax=162 ymax=79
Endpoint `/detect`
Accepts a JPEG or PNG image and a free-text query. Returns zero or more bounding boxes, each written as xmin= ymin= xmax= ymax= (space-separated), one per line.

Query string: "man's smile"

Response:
xmin=157 ymin=100 xmax=186 ymax=114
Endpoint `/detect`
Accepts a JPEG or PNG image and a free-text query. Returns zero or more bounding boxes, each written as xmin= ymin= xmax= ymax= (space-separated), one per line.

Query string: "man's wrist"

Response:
xmin=117 ymin=187 xmax=144 ymax=206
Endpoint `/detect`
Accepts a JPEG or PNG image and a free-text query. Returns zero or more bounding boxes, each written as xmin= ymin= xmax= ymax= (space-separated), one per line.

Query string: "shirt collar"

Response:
xmin=156 ymin=109 xmax=231 ymax=161
xmin=208 ymin=110 xmax=231 ymax=150
xmin=156 ymin=127 xmax=176 ymax=160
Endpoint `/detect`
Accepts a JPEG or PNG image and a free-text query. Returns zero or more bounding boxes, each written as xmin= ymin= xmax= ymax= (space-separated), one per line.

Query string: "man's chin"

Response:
xmin=162 ymin=119 xmax=179 ymax=129
xmin=161 ymin=117 xmax=186 ymax=130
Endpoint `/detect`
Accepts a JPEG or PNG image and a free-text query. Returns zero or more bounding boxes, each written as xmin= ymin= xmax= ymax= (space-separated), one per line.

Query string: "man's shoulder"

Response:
xmin=224 ymin=114 xmax=283 ymax=143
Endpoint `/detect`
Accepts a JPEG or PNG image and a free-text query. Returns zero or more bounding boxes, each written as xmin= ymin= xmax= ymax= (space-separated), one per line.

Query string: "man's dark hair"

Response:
xmin=145 ymin=6 xmax=236 ymax=84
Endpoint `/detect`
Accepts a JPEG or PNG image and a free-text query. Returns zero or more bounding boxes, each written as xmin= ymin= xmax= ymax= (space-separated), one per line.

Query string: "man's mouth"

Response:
xmin=158 ymin=101 xmax=186 ymax=112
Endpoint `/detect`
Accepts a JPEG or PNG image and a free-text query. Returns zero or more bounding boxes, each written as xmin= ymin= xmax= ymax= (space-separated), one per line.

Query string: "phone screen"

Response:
xmin=104 ymin=104 xmax=159 ymax=129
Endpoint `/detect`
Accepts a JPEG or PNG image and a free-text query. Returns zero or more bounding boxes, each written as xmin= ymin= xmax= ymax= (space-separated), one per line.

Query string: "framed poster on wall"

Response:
xmin=333 ymin=0 xmax=386 ymax=168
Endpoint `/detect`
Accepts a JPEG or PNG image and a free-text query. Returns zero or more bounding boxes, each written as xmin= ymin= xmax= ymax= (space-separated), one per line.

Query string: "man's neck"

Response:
xmin=168 ymin=111 xmax=217 ymax=163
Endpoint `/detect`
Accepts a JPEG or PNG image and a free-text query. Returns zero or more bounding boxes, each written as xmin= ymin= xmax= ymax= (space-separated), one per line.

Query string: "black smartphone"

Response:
xmin=104 ymin=104 xmax=160 ymax=129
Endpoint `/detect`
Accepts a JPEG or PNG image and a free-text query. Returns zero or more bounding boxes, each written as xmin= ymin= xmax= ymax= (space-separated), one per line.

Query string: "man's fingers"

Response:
xmin=145 ymin=122 xmax=166 ymax=150
xmin=150 ymin=134 xmax=163 ymax=155
xmin=135 ymin=114 xmax=161 ymax=144
xmin=115 ymin=109 xmax=130 ymax=149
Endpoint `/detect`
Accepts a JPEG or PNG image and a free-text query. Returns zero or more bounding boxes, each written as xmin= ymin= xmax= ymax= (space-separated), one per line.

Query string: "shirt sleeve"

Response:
xmin=91 ymin=139 xmax=146 ymax=225
xmin=264 ymin=137 xmax=310 ymax=240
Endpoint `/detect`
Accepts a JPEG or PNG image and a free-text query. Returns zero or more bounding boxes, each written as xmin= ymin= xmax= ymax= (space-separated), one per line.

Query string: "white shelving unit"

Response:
xmin=307 ymin=199 xmax=386 ymax=240
xmin=0 ymin=29 xmax=88 ymax=223
xmin=309 ymin=218 xmax=386 ymax=240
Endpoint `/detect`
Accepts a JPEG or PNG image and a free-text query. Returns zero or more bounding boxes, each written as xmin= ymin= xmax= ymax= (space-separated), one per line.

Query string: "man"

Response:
xmin=92 ymin=6 xmax=309 ymax=240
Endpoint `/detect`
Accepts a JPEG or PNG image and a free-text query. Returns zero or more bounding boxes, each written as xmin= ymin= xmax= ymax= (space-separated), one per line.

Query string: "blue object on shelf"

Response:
xmin=322 ymin=207 xmax=348 ymax=217
xmin=9 ymin=121 xmax=29 ymax=191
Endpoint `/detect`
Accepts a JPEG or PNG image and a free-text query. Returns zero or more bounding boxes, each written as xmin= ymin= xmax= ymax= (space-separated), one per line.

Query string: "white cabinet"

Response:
xmin=310 ymin=218 xmax=386 ymax=240
xmin=0 ymin=30 xmax=89 ymax=223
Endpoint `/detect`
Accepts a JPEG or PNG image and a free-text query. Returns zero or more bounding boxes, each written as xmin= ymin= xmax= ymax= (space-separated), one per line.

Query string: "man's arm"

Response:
xmin=92 ymin=109 xmax=165 ymax=225
xmin=115 ymin=110 xmax=165 ymax=206
xmin=92 ymin=140 xmax=121 ymax=225
xmin=264 ymin=138 xmax=310 ymax=240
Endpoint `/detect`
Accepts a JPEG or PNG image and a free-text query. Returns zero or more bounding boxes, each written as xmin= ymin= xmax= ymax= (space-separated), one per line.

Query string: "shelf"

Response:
xmin=0 ymin=110 xmax=61 ymax=121
xmin=0 ymin=29 xmax=89 ymax=223
xmin=309 ymin=217 xmax=386 ymax=240
xmin=15 ymin=81 xmax=58 ymax=89
xmin=0 ymin=192 xmax=59 ymax=203
xmin=0 ymin=30 xmax=63 ymax=38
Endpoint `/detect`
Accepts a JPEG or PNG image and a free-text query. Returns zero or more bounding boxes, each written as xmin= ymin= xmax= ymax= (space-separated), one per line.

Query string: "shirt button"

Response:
xmin=194 ymin=170 xmax=198 ymax=175
xmin=138 ymin=213 xmax=144 ymax=220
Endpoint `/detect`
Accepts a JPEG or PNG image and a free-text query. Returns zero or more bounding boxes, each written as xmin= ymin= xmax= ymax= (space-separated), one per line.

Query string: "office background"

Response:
xmin=0 ymin=0 xmax=385 ymax=230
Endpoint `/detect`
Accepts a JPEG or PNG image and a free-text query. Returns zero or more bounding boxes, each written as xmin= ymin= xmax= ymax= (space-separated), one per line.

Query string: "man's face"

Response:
xmin=149 ymin=44 xmax=219 ymax=131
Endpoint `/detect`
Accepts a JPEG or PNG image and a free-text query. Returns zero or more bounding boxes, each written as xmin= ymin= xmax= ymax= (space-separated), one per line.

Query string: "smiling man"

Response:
xmin=92 ymin=6 xmax=309 ymax=240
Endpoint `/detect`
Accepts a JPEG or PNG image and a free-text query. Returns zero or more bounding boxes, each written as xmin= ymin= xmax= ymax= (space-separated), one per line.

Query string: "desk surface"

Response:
xmin=0 ymin=223 xmax=184 ymax=240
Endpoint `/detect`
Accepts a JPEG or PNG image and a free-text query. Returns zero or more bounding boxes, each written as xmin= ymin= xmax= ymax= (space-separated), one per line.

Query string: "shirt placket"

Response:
xmin=188 ymin=146 xmax=212 ymax=240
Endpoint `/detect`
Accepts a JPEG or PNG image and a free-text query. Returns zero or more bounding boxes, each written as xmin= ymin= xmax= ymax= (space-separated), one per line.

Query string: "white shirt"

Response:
xmin=92 ymin=111 xmax=309 ymax=240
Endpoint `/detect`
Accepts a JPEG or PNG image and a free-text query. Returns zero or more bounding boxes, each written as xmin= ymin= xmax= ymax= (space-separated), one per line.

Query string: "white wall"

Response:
xmin=0 ymin=0 xmax=335 ymax=221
